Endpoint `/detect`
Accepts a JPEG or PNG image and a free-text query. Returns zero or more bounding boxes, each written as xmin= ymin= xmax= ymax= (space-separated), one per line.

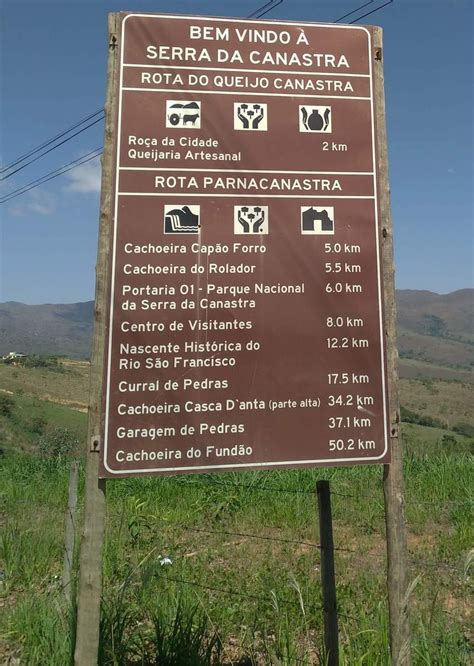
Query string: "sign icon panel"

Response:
xmin=234 ymin=103 xmax=268 ymax=131
xmin=299 ymin=106 xmax=332 ymax=133
xmin=234 ymin=206 xmax=269 ymax=234
xmin=164 ymin=205 xmax=200 ymax=234
xmin=301 ymin=206 xmax=334 ymax=234
xmin=166 ymin=101 xmax=201 ymax=128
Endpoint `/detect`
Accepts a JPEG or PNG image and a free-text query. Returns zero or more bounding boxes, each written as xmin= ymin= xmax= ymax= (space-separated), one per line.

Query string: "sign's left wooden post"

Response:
xmin=74 ymin=14 xmax=119 ymax=665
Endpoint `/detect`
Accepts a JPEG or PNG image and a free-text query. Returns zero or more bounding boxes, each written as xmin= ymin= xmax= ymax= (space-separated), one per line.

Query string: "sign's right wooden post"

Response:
xmin=374 ymin=26 xmax=412 ymax=665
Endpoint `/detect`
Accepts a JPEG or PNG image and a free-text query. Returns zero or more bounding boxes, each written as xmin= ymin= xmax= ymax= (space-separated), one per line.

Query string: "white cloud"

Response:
xmin=8 ymin=189 xmax=55 ymax=217
xmin=29 ymin=200 xmax=54 ymax=214
xmin=64 ymin=155 xmax=102 ymax=193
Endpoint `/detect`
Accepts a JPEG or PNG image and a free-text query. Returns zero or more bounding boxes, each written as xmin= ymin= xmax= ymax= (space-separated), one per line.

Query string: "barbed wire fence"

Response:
xmin=2 ymin=464 xmax=472 ymax=665
xmin=4 ymin=470 xmax=471 ymax=598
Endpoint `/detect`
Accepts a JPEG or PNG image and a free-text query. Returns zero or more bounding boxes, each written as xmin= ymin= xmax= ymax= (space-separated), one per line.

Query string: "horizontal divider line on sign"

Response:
xmin=119 ymin=167 xmax=375 ymax=175
xmin=122 ymin=87 xmax=372 ymax=101
xmin=122 ymin=62 xmax=372 ymax=78
xmin=117 ymin=192 xmax=376 ymax=199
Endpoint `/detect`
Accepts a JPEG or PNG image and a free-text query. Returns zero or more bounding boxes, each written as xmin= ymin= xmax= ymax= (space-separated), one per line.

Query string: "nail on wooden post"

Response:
xmin=317 ymin=480 xmax=339 ymax=666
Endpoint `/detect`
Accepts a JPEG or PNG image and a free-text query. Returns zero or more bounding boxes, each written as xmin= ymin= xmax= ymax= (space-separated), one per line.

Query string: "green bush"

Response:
xmin=440 ymin=434 xmax=458 ymax=454
xmin=29 ymin=415 xmax=48 ymax=435
xmin=400 ymin=406 xmax=446 ymax=430
xmin=38 ymin=426 xmax=79 ymax=458
xmin=453 ymin=422 xmax=474 ymax=438
xmin=0 ymin=393 xmax=15 ymax=416
xmin=5 ymin=355 xmax=65 ymax=372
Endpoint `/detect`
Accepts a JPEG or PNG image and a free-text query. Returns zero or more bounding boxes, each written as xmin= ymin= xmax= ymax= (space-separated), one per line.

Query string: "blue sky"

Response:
xmin=1 ymin=0 xmax=472 ymax=304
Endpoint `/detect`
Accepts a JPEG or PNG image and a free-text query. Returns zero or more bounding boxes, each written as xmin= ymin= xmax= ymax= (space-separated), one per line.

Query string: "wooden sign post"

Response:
xmin=74 ymin=15 xmax=118 ymax=665
xmin=373 ymin=26 xmax=411 ymax=663
xmin=74 ymin=14 xmax=410 ymax=665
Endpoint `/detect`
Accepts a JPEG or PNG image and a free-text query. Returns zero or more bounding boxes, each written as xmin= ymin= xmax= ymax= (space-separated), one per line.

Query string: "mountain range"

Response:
xmin=1 ymin=290 xmax=472 ymax=379
xmin=0 ymin=301 xmax=94 ymax=360
xmin=396 ymin=289 xmax=473 ymax=379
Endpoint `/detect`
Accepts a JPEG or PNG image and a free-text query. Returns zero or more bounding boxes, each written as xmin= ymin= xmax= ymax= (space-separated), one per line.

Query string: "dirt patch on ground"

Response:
xmin=41 ymin=394 xmax=88 ymax=413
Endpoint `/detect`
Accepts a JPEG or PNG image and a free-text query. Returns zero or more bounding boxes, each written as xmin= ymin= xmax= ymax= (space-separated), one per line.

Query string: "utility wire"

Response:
xmin=334 ymin=0 xmax=375 ymax=23
xmin=1 ymin=0 xmax=283 ymax=198
xmin=1 ymin=115 xmax=104 ymax=182
xmin=1 ymin=0 xmax=398 ymax=203
xmin=349 ymin=0 xmax=394 ymax=23
xmin=3 ymin=0 xmax=282 ymax=179
xmin=247 ymin=0 xmax=279 ymax=18
xmin=254 ymin=0 xmax=283 ymax=19
xmin=0 ymin=148 xmax=102 ymax=204
xmin=0 ymin=109 xmax=104 ymax=176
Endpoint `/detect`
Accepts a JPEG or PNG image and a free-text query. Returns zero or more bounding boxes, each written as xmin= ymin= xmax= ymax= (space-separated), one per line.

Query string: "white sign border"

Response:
xmin=103 ymin=13 xmax=388 ymax=475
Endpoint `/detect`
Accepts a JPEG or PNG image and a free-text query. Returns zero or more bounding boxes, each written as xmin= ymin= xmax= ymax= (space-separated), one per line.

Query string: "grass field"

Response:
xmin=1 ymin=451 xmax=472 ymax=664
xmin=0 ymin=392 xmax=87 ymax=455
xmin=400 ymin=378 xmax=474 ymax=432
xmin=0 ymin=362 xmax=473 ymax=664
xmin=0 ymin=360 xmax=89 ymax=409
xmin=399 ymin=358 xmax=474 ymax=384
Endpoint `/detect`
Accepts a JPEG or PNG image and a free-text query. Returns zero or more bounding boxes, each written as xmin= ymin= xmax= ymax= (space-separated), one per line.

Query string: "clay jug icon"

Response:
xmin=308 ymin=109 xmax=324 ymax=130
xmin=301 ymin=107 xmax=331 ymax=131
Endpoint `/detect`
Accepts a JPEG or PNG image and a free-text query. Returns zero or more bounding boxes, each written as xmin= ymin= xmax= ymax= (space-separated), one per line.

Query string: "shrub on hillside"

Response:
xmin=0 ymin=394 xmax=14 ymax=417
xmin=440 ymin=434 xmax=458 ymax=454
xmin=5 ymin=354 xmax=66 ymax=372
xmin=23 ymin=355 xmax=65 ymax=372
xmin=28 ymin=415 xmax=48 ymax=435
xmin=38 ymin=426 xmax=79 ymax=458
xmin=423 ymin=314 xmax=447 ymax=337
xmin=452 ymin=422 xmax=474 ymax=438
xmin=400 ymin=406 xmax=447 ymax=430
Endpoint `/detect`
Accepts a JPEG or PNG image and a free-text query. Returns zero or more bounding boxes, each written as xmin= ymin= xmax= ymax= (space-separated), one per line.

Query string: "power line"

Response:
xmin=1 ymin=0 xmax=397 ymax=203
xmin=1 ymin=115 xmax=104 ymax=182
xmin=333 ymin=0 xmax=395 ymax=25
xmin=247 ymin=0 xmax=279 ymax=18
xmin=334 ymin=0 xmax=375 ymax=23
xmin=1 ymin=1 xmax=284 ymax=199
xmin=0 ymin=148 xmax=102 ymax=204
xmin=253 ymin=0 xmax=283 ymax=19
xmin=349 ymin=0 xmax=394 ymax=23
xmin=5 ymin=0 xmax=284 ymax=179
xmin=0 ymin=109 xmax=104 ymax=176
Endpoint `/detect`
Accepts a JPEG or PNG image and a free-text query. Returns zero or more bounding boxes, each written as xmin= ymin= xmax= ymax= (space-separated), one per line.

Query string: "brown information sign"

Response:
xmin=100 ymin=13 xmax=391 ymax=477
